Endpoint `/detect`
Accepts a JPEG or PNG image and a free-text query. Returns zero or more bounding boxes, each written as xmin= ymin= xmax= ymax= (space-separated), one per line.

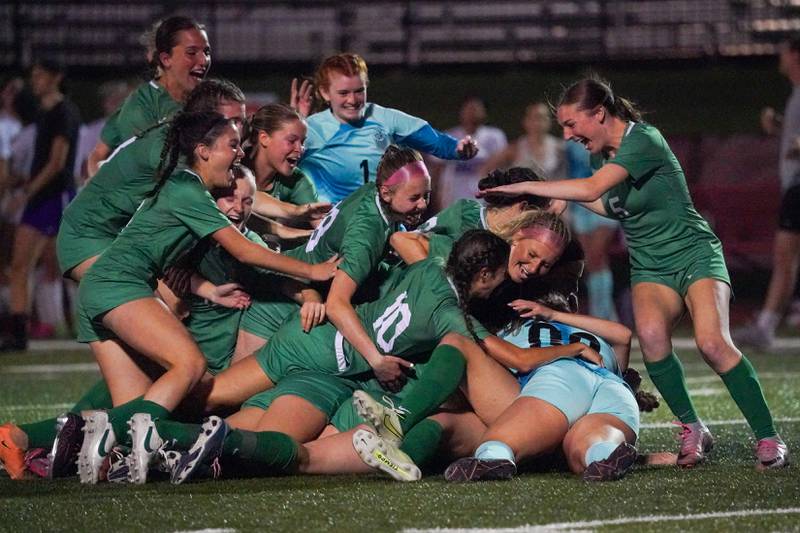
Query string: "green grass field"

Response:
xmin=1 ymin=343 xmax=798 ymax=532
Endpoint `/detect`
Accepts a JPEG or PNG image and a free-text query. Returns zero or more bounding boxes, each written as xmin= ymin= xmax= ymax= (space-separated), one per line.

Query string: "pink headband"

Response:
xmin=382 ymin=160 xmax=429 ymax=187
xmin=518 ymin=224 xmax=567 ymax=254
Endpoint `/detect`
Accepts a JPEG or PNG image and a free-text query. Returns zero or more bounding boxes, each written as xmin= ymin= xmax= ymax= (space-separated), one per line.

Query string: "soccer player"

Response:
xmin=478 ymin=76 xmax=789 ymax=470
xmin=57 ymin=79 xmax=246 ymax=282
xmin=86 ymin=16 xmax=210 ymax=176
xmin=71 ymin=111 xmax=336 ymax=484
xmin=295 ymin=53 xmax=478 ymax=203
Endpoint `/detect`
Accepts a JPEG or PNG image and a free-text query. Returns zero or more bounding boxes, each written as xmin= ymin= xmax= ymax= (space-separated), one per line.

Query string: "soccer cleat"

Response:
xmin=155 ymin=449 xmax=183 ymax=474
xmin=755 ymin=436 xmax=790 ymax=471
xmin=106 ymin=447 xmax=130 ymax=484
xmin=444 ymin=457 xmax=517 ymax=482
xmin=352 ymin=391 xmax=407 ymax=446
xmin=171 ymin=416 xmax=228 ymax=485
xmin=127 ymin=413 xmax=164 ymax=484
xmin=47 ymin=412 xmax=84 ymax=479
xmin=674 ymin=421 xmax=714 ymax=468
xmin=352 ymin=428 xmax=420 ymax=482
xmin=732 ymin=323 xmax=774 ymax=351
xmin=77 ymin=410 xmax=117 ymax=484
xmin=24 ymin=448 xmax=50 ymax=478
xmin=0 ymin=423 xmax=27 ymax=480
xmin=583 ymin=442 xmax=638 ymax=482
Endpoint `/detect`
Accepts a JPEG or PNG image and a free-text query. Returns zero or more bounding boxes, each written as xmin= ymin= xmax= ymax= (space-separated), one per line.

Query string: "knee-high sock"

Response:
xmin=399 ymin=418 xmax=443 ymax=467
xmin=584 ymin=441 xmax=620 ymax=466
xmin=720 ymin=356 xmax=777 ymax=440
xmin=396 ymin=345 xmax=465 ymax=433
xmin=107 ymin=397 xmax=170 ymax=444
xmin=644 ymin=352 xmax=699 ymax=424
xmin=222 ymin=429 xmax=298 ymax=472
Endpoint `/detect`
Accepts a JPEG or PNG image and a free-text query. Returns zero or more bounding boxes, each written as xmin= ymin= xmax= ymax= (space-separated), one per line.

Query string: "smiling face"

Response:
xmin=507 ymin=234 xmax=564 ymax=283
xmin=380 ymin=172 xmax=431 ymax=228
xmin=258 ymin=118 xmax=307 ymax=177
xmin=556 ymin=103 xmax=607 ymax=155
xmin=160 ymin=28 xmax=211 ymax=98
xmin=216 ymin=99 xmax=246 ymax=131
xmin=197 ymin=123 xmax=244 ymax=189
xmin=216 ymin=173 xmax=255 ymax=231
xmin=319 ymin=72 xmax=367 ymax=124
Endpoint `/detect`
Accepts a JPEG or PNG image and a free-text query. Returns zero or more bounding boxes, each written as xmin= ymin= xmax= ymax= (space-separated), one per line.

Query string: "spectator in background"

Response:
xmin=72 ymin=80 xmax=132 ymax=185
xmin=481 ymin=102 xmax=566 ymax=180
xmin=431 ymin=96 xmax=507 ymax=211
xmin=1 ymin=59 xmax=80 ymax=351
xmin=734 ymin=35 xmax=800 ymax=350
xmin=0 ymin=77 xmax=23 ymax=197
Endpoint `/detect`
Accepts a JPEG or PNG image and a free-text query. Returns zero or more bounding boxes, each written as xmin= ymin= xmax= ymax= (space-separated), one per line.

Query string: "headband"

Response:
xmin=518 ymin=224 xmax=567 ymax=254
xmin=382 ymin=160 xmax=429 ymax=188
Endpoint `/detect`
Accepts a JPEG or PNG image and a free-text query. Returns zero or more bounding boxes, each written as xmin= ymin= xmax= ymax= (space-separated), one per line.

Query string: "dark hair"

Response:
xmin=478 ymin=167 xmax=550 ymax=209
xmin=185 ymin=78 xmax=245 ymax=112
xmin=33 ymin=58 xmax=66 ymax=77
xmin=145 ymin=16 xmax=206 ymax=79
xmin=558 ymin=76 xmax=642 ymax=123
xmin=151 ymin=111 xmax=232 ymax=199
xmin=244 ymin=103 xmax=304 ymax=165
xmin=446 ymin=230 xmax=510 ymax=344
xmin=376 ymin=145 xmax=424 ymax=189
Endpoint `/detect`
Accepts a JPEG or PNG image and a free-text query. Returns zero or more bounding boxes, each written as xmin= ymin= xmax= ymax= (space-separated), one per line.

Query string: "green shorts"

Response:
xmin=241 ymin=371 xmax=358 ymax=421
xmin=76 ymin=273 xmax=155 ymax=343
xmin=630 ymin=249 xmax=731 ymax=298
xmin=185 ymin=304 xmax=243 ymax=375
xmin=238 ymin=297 xmax=298 ymax=341
xmin=56 ymin=216 xmax=113 ymax=277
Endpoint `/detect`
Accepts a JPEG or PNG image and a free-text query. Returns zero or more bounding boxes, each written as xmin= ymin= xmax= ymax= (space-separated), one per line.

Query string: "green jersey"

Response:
xmin=258 ymin=258 xmax=489 ymax=381
xmin=416 ymin=198 xmax=487 ymax=261
xmin=594 ymin=122 xmax=723 ymax=273
xmin=185 ymin=228 xmax=276 ymax=374
xmin=78 ymin=169 xmax=232 ymax=325
xmin=286 ymin=182 xmax=400 ymax=286
xmin=57 ymin=124 xmax=167 ymax=274
xmin=100 ymin=81 xmax=181 ymax=151
xmin=263 ymin=168 xmax=318 ymax=205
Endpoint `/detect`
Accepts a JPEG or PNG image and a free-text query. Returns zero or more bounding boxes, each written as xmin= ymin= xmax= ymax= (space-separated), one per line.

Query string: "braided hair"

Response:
xmin=445 ymin=230 xmax=510 ymax=345
xmin=150 ymin=110 xmax=232 ymax=200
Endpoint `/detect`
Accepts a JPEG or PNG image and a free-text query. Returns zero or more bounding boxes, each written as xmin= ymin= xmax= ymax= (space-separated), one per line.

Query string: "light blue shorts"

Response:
xmin=570 ymin=205 xmax=618 ymax=235
xmin=519 ymin=359 xmax=639 ymax=436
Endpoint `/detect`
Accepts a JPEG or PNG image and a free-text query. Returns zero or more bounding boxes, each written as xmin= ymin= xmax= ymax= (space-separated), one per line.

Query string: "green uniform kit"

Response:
xmin=100 ymin=80 xmax=181 ymax=152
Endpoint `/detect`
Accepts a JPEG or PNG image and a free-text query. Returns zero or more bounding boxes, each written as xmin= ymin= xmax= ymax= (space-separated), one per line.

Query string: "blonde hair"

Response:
xmin=495 ymin=209 xmax=571 ymax=245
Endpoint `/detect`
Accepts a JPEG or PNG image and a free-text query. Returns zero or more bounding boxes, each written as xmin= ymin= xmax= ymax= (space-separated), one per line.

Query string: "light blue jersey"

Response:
xmin=501 ymin=318 xmax=622 ymax=387
xmin=299 ymin=103 xmax=461 ymax=203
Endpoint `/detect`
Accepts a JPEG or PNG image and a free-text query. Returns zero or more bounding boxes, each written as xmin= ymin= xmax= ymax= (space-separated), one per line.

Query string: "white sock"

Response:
xmin=756 ymin=310 xmax=780 ymax=335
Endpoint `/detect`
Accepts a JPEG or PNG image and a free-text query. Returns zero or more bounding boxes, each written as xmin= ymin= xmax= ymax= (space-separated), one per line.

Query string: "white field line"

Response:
xmin=633 ymin=337 xmax=800 ymax=351
xmin=2 ymin=363 xmax=98 ymax=373
xmin=0 ymin=402 xmax=72 ymax=412
xmin=402 ymin=507 xmax=800 ymax=533
xmin=641 ymin=415 xmax=800 ymax=429
xmin=686 ymin=386 xmax=725 ymax=397
xmin=683 ymin=371 xmax=799 ymax=383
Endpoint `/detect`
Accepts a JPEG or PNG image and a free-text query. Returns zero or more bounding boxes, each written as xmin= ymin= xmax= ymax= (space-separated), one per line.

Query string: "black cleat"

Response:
xmin=444 ymin=457 xmax=517 ymax=482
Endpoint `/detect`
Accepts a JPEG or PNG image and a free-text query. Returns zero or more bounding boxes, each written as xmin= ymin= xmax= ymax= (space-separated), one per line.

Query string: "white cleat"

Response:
xmin=352 ymin=428 xmax=420 ymax=482
xmin=352 ymin=391 xmax=407 ymax=446
xmin=127 ymin=413 xmax=164 ymax=484
xmin=77 ymin=410 xmax=116 ymax=484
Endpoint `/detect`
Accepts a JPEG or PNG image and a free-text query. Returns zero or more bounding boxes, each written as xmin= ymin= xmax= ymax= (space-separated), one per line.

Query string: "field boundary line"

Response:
xmin=641 ymin=416 xmax=799 ymax=429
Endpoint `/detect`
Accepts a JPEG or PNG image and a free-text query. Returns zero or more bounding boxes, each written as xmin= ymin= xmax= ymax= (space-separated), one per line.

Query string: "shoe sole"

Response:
xmin=444 ymin=457 xmax=516 ymax=482
xmin=47 ymin=413 xmax=83 ymax=479
xmin=677 ymin=432 xmax=714 ymax=469
xmin=77 ymin=412 xmax=115 ymax=485
xmin=127 ymin=414 xmax=161 ymax=484
xmin=583 ymin=442 xmax=638 ymax=482
xmin=171 ymin=417 xmax=227 ymax=485
xmin=352 ymin=429 xmax=420 ymax=482
xmin=352 ymin=391 xmax=403 ymax=446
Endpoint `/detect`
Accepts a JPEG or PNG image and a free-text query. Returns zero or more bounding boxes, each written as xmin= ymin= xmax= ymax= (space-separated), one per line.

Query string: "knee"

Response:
xmin=177 ymin=354 xmax=207 ymax=384
xmin=696 ymin=334 xmax=739 ymax=370
xmin=635 ymin=324 xmax=670 ymax=357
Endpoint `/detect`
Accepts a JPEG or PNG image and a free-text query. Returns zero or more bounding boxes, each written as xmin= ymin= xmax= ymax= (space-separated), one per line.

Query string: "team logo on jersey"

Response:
xmin=374 ymin=130 xmax=388 ymax=148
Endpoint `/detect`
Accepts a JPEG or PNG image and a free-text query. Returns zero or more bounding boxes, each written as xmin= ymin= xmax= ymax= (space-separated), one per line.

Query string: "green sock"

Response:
xmin=398 ymin=345 xmax=465 ymax=432
xmin=400 ymin=418 xmax=443 ymax=467
xmin=223 ymin=429 xmax=298 ymax=472
xmin=108 ymin=397 xmax=171 ymax=445
xmin=155 ymin=420 xmax=202 ymax=449
xmin=18 ymin=418 xmax=59 ymax=449
xmin=720 ymin=356 xmax=777 ymax=440
xmin=644 ymin=352 xmax=698 ymax=424
xmin=70 ymin=379 xmax=113 ymax=413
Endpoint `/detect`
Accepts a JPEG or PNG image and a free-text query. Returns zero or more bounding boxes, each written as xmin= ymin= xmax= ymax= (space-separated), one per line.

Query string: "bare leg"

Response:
xmin=232 ymin=329 xmax=268 ymax=365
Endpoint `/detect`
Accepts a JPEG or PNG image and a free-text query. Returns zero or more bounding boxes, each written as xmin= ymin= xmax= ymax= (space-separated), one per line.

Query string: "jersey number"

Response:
xmin=372 ymin=292 xmax=411 ymax=353
xmin=608 ymin=196 xmax=630 ymax=218
xmin=527 ymin=322 xmax=601 ymax=352
xmin=360 ymin=159 xmax=369 ymax=184
xmin=305 ymin=203 xmax=341 ymax=253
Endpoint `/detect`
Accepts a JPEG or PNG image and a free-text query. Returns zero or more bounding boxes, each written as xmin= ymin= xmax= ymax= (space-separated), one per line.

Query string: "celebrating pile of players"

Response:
xmin=0 ymin=16 xmax=789 ymax=485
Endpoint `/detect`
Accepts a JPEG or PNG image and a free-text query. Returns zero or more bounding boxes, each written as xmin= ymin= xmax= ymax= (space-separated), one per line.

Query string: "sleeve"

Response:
xmin=172 ymin=180 xmax=234 ymax=239
xmin=99 ymin=108 xmax=122 ymax=148
xmin=383 ymin=107 xmax=460 ymax=160
xmin=607 ymin=127 xmax=665 ymax=183
xmin=338 ymin=212 xmax=390 ymax=285
xmin=287 ymin=169 xmax=319 ymax=204
xmin=431 ymin=300 xmax=490 ymax=341
xmin=417 ymin=201 xmax=462 ymax=237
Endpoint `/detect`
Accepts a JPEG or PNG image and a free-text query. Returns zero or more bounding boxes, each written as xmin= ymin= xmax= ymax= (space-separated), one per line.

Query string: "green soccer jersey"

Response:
xmin=593 ymin=122 xmax=723 ymax=273
xmin=78 ymin=169 xmax=232 ymax=324
xmin=185 ymin=228 xmax=278 ymax=374
xmin=100 ymin=80 xmax=181 ymax=152
xmin=416 ymin=199 xmax=487 ymax=261
xmin=263 ymin=168 xmax=319 ymax=205
xmin=286 ymin=182 xmax=400 ymax=285
xmin=57 ymin=124 xmax=168 ymax=274
xmin=258 ymin=258 xmax=489 ymax=381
